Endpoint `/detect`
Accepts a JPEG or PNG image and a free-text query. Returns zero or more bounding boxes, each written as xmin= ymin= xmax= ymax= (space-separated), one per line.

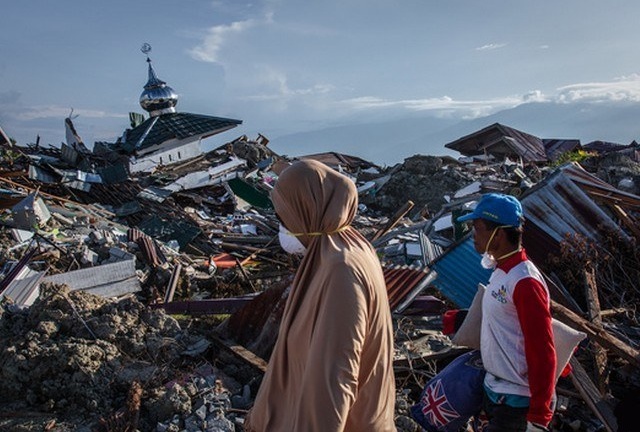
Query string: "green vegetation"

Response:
xmin=551 ymin=149 xmax=597 ymax=167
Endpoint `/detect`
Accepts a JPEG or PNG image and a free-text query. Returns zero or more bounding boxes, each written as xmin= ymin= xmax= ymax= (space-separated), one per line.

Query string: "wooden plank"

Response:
xmin=610 ymin=204 xmax=640 ymax=241
xmin=151 ymin=296 xmax=255 ymax=315
xmin=583 ymin=268 xmax=608 ymax=394
xmin=568 ymin=357 xmax=618 ymax=432
xmin=164 ymin=263 xmax=181 ymax=303
xmin=551 ymin=300 xmax=640 ymax=368
xmin=393 ymin=345 xmax=470 ymax=369
xmin=235 ymin=258 xmax=257 ymax=293
xmin=210 ymin=335 xmax=268 ymax=373
xmin=371 ymin=200 xmax=414 ymax=242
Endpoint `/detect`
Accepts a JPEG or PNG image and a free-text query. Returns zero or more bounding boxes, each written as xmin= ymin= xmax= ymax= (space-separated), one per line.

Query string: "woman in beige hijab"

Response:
xmin=245 ymin=159 xmax=396 ymax=432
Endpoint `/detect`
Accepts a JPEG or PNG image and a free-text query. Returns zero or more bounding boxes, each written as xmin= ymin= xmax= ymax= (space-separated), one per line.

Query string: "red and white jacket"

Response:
xmin=481 ymin=249 xmax=557 ymax=426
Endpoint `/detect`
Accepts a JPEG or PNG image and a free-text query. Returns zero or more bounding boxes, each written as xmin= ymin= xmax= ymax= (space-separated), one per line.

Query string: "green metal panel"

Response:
xmin=228 ymin=177 xmax=273 ymax=209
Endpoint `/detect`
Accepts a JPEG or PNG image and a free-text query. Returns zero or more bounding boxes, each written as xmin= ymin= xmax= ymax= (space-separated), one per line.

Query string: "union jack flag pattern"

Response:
xmin=410 ymin=350 xmax=485 ymax=432
xmin=420 ymin=379 xmax=460 ymax=427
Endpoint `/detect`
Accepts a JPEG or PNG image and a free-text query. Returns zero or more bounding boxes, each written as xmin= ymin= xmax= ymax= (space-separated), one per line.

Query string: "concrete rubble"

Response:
xmin=0 ymin=120 xmax=639 ymax=431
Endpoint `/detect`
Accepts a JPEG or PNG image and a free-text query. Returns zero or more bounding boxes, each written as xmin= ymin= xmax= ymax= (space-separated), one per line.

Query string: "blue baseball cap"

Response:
xmin=457 ymin=193 xmax=523 ymax=227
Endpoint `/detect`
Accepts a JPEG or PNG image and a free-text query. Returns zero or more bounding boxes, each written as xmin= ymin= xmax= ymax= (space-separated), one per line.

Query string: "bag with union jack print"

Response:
xmin=410 ymin=350 xmax=485 ymax=432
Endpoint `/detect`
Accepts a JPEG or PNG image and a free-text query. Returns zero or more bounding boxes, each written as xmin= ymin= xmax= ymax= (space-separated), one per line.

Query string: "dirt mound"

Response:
xmin=0 ymin=283 xmax=197 ymax=427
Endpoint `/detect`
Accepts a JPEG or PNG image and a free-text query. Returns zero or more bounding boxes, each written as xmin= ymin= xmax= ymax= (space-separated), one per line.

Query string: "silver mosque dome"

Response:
xmin=139 ymin=54 xmax=178 ymax=117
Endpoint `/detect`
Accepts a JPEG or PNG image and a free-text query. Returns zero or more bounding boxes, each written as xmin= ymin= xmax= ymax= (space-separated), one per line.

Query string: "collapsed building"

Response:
xmin=0 ymin=52 xmax=639 ymax=431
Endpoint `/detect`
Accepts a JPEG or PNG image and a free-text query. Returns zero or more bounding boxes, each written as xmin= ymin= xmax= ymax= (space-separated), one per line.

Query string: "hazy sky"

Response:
xmin=2 ymin=0 xmax=640 ymax=152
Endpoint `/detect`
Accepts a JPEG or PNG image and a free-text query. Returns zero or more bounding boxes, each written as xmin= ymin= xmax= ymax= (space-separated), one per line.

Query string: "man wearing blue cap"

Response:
xmin=458 ymin=193 xmax=556 ymax=432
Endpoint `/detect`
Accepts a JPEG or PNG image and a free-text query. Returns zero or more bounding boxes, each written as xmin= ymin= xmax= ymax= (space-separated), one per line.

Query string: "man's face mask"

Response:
xmin=278 ymin=224 xmax=306 ymax=255
xmin=480 ymin=226 xmax=502 ymax=269
xmin=479 ymin=224 xmax=520 ymax=269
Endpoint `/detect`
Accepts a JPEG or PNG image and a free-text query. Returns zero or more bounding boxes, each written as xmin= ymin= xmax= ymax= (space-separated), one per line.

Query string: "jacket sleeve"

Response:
xmin=513 ymin=277 xmax=557 ymax=427
xmin=292 ymin=264 xmax=369 ymax=431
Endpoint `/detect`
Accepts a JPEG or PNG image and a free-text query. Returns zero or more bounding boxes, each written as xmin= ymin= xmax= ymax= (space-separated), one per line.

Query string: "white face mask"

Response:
xmin=480 ymin=226 xmax=501 ymax=269
xmin=278 ymin=223 xmax=306 ymax=255
xmin=481 ymin=252 xmax=497 ymax=269
xmin=479 ymin=225 xmax=520 ymax=269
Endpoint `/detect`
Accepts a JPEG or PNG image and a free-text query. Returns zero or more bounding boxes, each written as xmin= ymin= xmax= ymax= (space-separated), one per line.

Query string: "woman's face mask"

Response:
xmin=278 ymin=223 xmax=306 ymax=255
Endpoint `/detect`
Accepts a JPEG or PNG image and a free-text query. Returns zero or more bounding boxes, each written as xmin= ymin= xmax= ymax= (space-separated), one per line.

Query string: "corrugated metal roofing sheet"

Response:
xmin=42 ymin=259 xmax=140 ymax=298
xmin=543 ymin=139 xmax=581 ymax=161
xmin=522 ymin=174 xmax=615 ymax=242
xmin=384 ymin=265 xmax=431 ymax=312
xmin=517 ymin=162 xmax=640 ymax=268
xmin=137 ymin=186 xmax=173 ymax=203
xmin=444 ymin=123 xmax=547 ymax=162
xmin=61 ymin=143 xmax=79 ymax=165
xmin=420 ymin=231 xmax=445 ymax=264
xmin=0 ymin=268 xmax=46 ymax=307
xmin=162 ymin=157 xmax=245 ymax=192
xmin=28 ymin=165 xmax=58 ymax=184
xmin=430 ymin=236 xmax=492 ymax=308
xmin=582 ymin=140 xmax=627 ymax=153
xmin=521 ymin=163 xmax=639 ymax=244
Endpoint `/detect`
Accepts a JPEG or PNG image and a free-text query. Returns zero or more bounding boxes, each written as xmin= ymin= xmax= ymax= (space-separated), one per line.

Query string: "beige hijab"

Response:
xmin=245 ymin=159 xmax=396 ymax=432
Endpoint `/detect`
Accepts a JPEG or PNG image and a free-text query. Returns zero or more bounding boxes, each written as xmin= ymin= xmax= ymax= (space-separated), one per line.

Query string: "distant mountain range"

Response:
xmin=270 ymin=101 xmax=640 ymax=166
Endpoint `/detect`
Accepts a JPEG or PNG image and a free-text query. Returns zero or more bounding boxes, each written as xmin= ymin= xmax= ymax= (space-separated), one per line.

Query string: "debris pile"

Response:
xmin=0 ymin=118 xmax=639 ymax=431
xmin=0 ymin=284 xmax=249 ymax=431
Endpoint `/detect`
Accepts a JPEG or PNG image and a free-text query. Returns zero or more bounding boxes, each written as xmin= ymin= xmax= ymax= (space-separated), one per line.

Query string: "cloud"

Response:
xmin=335 ymin=74 xmax=640 ymax=119
xmin=340 ymin=94 xmax=528 ymax=119
xmin=12 ymin=106 xmax=127 ymax=121
xmin=242 ymin=66 xmax=334 ymax=103
xmin=188 ymin=18 xmax=258 ymax=63
xmin=475 ymin=43 xmax=507 ymax=51
xmin=523 ymin=90 xmax=548 ymax=103
xmin=239 ymin=72 xmax=640 ymax=126
xmin=555 ymin=74 xmax=640 ymax=103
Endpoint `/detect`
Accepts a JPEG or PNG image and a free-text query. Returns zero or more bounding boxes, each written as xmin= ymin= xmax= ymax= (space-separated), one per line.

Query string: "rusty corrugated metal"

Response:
xmin=444 ymin=123 xmax=548 ymax=162
xmin=521 ymin=163 xmax=639 ymax=247
xmin=128 ymin=228 xmax=167 ymax=266
xmin=543 ymin=139 xmax=581 ymax=161
xmin=428 ymin=162 xmax=639 ymax=309
xmin=223 ymin=279 xmax=292 ymax=360
xmin=383 ymin=265 xmax=434 ymax=312
xmin=200 ymin=264 xmax=440 ymax=360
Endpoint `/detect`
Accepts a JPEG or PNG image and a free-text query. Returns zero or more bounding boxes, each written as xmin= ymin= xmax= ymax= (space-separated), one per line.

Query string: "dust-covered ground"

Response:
xmin=0 ymin=284 xmax=423 ymax=432
xmin=0 ymin=284 xmax=258 ymax=431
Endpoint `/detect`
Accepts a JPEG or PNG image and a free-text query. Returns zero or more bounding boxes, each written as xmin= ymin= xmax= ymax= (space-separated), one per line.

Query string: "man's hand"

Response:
xmin=526 ymin=421 xmax=549 ymax=432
